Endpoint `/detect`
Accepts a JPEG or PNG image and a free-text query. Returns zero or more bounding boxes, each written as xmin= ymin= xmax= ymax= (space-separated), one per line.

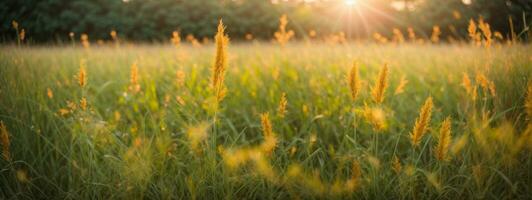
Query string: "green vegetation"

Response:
xmin=0 ymin=41 xmax=531 ymax=199
xmin=1 ymin=0 xmax=530 ymax=42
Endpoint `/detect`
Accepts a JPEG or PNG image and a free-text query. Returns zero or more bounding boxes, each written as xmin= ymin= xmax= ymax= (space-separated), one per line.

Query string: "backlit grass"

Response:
xmin=0 ymin=42 xmax=531 ymax=199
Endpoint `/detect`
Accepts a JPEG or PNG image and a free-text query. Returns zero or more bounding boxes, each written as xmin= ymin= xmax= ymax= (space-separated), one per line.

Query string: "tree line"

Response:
xmin=1 ymin=0 xmax=530 ymax=43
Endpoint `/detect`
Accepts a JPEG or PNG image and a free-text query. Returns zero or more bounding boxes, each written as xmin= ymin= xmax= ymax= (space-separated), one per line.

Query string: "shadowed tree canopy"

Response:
xmin=0 ymin=0 xmax=530 ymax=43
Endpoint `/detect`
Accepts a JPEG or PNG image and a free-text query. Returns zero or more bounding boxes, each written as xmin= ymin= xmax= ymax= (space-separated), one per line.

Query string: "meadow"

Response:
xmin=0 ymin=27 xmax=532 ymax=199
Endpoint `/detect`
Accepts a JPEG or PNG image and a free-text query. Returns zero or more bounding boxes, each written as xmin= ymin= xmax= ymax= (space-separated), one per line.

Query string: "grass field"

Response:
xmin=1 ymin=41 xmax=531 ymax=199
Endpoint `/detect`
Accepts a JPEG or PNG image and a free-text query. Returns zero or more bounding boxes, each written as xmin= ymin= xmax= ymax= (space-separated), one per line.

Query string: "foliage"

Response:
xmin=0 ymin=0 xmax=530 ymax=42
xmin=0 ymin=41 xmax=531 ymax=198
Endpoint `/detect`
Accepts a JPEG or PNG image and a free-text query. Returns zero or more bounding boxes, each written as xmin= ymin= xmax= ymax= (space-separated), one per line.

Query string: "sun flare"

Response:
xmin=345 ymin=0 xmax=357 ymax=6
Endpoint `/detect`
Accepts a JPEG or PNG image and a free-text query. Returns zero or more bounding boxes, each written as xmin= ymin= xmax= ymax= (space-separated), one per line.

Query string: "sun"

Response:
xmin=344 ymin=0 xmax=357 ymax=6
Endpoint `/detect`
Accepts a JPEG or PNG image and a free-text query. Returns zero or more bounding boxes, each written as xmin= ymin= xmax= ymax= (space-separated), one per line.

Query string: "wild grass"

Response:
xmin=0 ymin=41 xmax=531 ymax=199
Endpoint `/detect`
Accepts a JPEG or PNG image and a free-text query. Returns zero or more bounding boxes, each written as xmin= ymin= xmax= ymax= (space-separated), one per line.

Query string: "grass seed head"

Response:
xmin=392 ymin=28 xmax=405 ymax=44
xmin=171 ymin=31 xmax=181 ymax=47
xmin=478 ymin=18 xmax=492 ymax=47
xmin=47 ymin=88 xmax=53 ymax=99
xmin=274 ymin=14 xmax=294 ymax=47
xmin=371 ymin=63 xmax=389 ymax=104
xmin=468 ymin=19 xmax=481 ymax=46
xmin=525 ymin=83 xmax=532 ymax=121
xmin=186 ymin=122 xmax=209 ymax=154
xmin=431 ymin=26 xmax=441 ymax=43
xmin=19 ymin=29 xmax=25 ymax=41
xmin=78 ymin=59 xmax=87 ymax=88
xmin=211 ymin=19 xmax=229 ymax=102
xmin=407 ymin=27 xmax=416 ymax=41
xmin=394 ymin=75 xmax=408 ymax=95
xmin=81 ymin=33 xmax=90 ymax=48
xmin=80 ymin=97 xmax=87 ymax=111
xmin=176 ymin=69 xmax=185 ymax=87
xmin=392 ymin=156 xmax=401 ymax=174
xmin=129 ymin=62 xmax=141 ymax=93
xmin=277 ymin=93 xmax=288 ymax=118
xmin=451 ymin=134 xmax=468 ymax=156
xmin=260 ymin=113 xmax=277 ymax=154
xmin=410 ymin=96 xmax=434 ymax=147
xmin=435 ymin=117 xmax=452 ymax=161
xmin=363 ymin=105 xmax=387 ymax=131
xmin=462 ymin=73 xmax=473 ymax=95
xmin=12 ymin=20 xmax=18 ymax=30
xmin=0 ymin=121 xmax=11 ymax=161
xmin=110 ymin=30 xmax=117 ymax=40
xmin=348 ymin=61 xmax=361 ymax=101
xmin=260 ymin=113 xmax=273 ymax=137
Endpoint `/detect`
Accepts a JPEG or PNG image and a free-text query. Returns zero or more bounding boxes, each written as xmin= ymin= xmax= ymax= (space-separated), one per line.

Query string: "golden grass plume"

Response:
xmin=410 ymin=96 xmax=434 ymax=147
xmin=81 ymin=33 xmax=90 ymax=48
xmin=392 ymin=156 xmax=401 ymax=174
xmin=430 ymin=26 xmax=441 ymax=43
xmin=478 ymin=18 xmax=492 ymax=47
xmin=371 ymin=63 xmax=389 ymax=104
xmin=171 ymin=31 xmax=181 ymax=47
xmin=277 ymin=93 xmax=288 ymax=118
xmin=260 ymin=113 xmax=277 ymax=154
xmin=462 ymin=73 xmax=473 ymax=95
xmin=407 ymin=27 xmax=416 ymax=42
xmin=47 ymin=88 xmax=53 ymax=99
xmin=526 ymin=83 xmax=532 ymax=121
xmin=129 ymin=62 xmax=141 ymax=93
xmin=78 ymin=59 xmax=87 ymax=88
xmin=80 ymin=97 xmax=88 ymax=111
xmin=211 ymin=20 xmax=229 ymax=102
xmin=392 ymin=28 xmax=405 ymax=44
xmin=0 ymin=121 xmax=10 ymax=161
xmin=468 ymin=19 xmax=481 ymax=46
xmin=347 ymin=61 xmax=361 ymax=101
xmin=176 ymin=69 xmax=185 ymax=87
xmin=274 ymin=14 xmax=294 ymax=47
xmin=394 ymin=75 xmax=408 ymax=95
xmin=186 ymin=122 xmax=209 ymax=154
xmin=435 ymin=116 xmax=452 ymax=161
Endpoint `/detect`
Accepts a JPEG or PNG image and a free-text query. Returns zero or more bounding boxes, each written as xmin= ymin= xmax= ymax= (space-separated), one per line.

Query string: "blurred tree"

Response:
xmin=0 ymin=0 xmax=529 ymax=43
